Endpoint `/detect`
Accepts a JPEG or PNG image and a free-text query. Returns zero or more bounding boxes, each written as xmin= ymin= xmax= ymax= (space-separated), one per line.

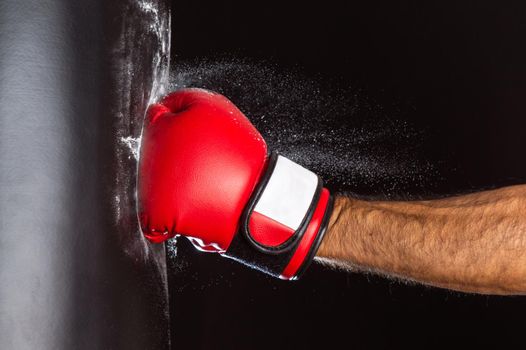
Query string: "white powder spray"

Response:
xmin=169 ymin=58 xmax=438 ymax=198
xmin=110 ymin=0 xmax=171 ymax=270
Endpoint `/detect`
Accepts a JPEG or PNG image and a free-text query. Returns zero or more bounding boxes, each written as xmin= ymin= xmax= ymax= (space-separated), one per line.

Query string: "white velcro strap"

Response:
xmin=253 ymin=155 xmax=318 ymax=231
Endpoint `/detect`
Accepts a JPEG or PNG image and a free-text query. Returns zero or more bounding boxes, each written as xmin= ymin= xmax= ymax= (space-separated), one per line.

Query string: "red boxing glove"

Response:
xmin=138 ymin=88 xmax=333 ymax=280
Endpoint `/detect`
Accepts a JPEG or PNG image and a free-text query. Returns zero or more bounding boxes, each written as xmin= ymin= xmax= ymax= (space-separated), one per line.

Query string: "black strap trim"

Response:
xmin=291 ymin=194 xmax=335 ymax=279
xmin=223 ymin=229 xmax=293 ymax=278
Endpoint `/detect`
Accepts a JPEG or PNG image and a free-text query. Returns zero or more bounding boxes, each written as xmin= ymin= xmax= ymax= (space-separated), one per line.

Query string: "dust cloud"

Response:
xmin=168 ymin=58 xmax=438 ymax=197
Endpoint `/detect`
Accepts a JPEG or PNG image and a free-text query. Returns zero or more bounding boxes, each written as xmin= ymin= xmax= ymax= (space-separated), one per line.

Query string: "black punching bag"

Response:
xmin=0 ymin=0 xmax=171 ymax=348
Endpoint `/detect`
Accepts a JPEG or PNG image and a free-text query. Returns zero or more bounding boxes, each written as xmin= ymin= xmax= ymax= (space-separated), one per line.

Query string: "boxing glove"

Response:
xmin=138 ymin=88 xmax=333 ymax=280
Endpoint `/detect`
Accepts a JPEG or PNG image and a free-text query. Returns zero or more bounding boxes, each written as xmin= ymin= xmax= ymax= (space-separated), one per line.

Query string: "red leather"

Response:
xmin=281 ymin=188 xmax=330 ymax=279
xmin=138 ymin=88 xmax=268 ymax=251
xmin=248 ymin=211 xmax=295 ymax=248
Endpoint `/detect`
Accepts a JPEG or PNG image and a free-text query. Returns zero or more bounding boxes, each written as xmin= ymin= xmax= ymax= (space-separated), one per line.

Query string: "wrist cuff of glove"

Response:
xmin=224 ymin=152 xmax=333 ymax=280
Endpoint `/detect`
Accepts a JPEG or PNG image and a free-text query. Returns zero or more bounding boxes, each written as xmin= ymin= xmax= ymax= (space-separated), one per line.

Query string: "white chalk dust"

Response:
xmin=169 ymin=58 xmax=438 ymax=198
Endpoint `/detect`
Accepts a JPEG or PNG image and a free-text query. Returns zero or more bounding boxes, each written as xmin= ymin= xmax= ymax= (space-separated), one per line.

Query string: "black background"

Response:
xmin=167 ymin=1 xmax=526 ymax=349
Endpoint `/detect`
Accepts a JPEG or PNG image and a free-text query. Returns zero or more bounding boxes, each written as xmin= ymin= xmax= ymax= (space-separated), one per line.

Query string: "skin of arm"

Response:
xmin=316 ymin=185 xmax=526 ymax=295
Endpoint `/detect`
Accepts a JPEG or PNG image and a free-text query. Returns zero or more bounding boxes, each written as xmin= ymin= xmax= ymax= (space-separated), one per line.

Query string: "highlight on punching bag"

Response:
xmin=0 ymin=0 xmax=171 ymax=349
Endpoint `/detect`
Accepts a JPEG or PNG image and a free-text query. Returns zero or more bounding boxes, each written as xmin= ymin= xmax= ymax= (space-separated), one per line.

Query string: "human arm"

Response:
xmin=316 ymin=185 xmax=526 ymax=295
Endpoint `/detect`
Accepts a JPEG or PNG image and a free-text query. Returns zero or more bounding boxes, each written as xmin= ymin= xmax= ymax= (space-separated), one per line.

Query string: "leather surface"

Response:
xmin=249 ymin=211 xmax=295 ymax=247
xmin=139 ymin=89 xmax=268 ymax=250
xmin=0 ymin=1 xmax=171 ymax=349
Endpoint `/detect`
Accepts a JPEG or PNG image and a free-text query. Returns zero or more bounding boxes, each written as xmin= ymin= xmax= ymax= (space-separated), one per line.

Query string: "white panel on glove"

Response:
xmin=254 ymin=155 xmax=318 ymax=230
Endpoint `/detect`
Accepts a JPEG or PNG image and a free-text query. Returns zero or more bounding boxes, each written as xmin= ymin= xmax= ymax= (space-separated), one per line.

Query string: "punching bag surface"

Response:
xmin=0 ymin=1 xmax=171 ymax=349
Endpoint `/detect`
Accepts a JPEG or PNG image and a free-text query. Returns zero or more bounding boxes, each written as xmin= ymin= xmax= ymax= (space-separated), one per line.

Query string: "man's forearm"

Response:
xmin=316 ymin=185 xmax=526 ymax=295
